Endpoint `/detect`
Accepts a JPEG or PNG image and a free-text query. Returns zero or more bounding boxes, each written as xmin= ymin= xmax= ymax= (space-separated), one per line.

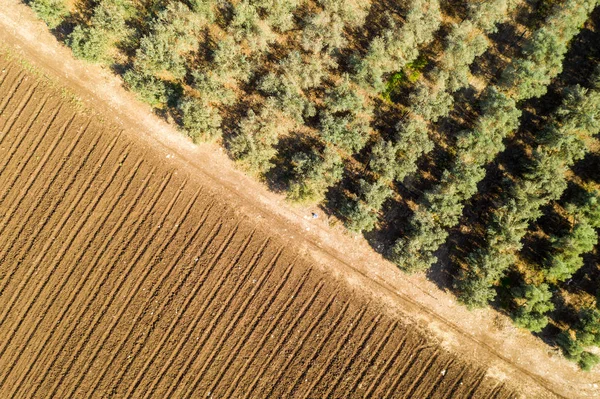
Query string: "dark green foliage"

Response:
xmin=468 ymin=0 xmax=513 ymax=33
xmin=30 ymin=0 xmax=69 ymax=29
xmin=133 ymin=3 xmax=201 ymax=80
xmin=228 ymin=101 xmax=281 ymax=175
xmin=230 ymin=1 xmax=275 ymax=52
xmin=68 ymin=26 xmax=111 ymax=62
xmin=318 ymin=76 xmax=372 ymax=153
xmin=343 ymin=179 xmax=393 ymax=232
xmin=455 ymin=81 xmax=600 ymax=308
xmin=544 ymin=189 xmax=600 ymax=282
xmin=288 ymin=146 xmax=343 ymax=204
xmin=558 ymin=308 xmax=600 ymax=371
xmin=301 ymin=0 xmax=368 ymax=54
xmin=212 ymin=37 xmax=252 ymax=83
xmin=178 ymin=97 xmax=222 ymax=142
xmin=253 ymin=0 xmax=300 ymax=32
xmin=392 ymin=87 xmax=520 ymax=272
xmin=408 ymin=74 xmax=453 ymax=122
xmin=354 ymin=1 xmax=442 ymax=92
xmin=501 ymin=0 xmax=598 ymax=100
xmin=510 ymin=283 xmax=554 ymax=332
xmin=257 ymin=51 xmax=333 ymax=124
xmin=123 ymin=69 xmax=172 ymax=106
xmin=191 ymin=71 xmax=236 ymax=106
xmin=343 ymin=117 xmax=430 ymax=233
xmin=67 ymin=0 xmax=135 ymax=63
xmin=436 ymin=21 xmax=489 ymax=92
xmin=382 ymin=57 xmax=427 ymax=102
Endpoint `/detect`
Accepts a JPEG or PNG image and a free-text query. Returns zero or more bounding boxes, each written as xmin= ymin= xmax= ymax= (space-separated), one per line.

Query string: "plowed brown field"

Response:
xmin=0 ymin=58 xmax=519 ymax=398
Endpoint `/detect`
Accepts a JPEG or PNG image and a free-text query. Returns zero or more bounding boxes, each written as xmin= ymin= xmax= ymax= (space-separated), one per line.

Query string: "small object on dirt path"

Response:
xmin=311 ymin=212 xmax=318 ymax=219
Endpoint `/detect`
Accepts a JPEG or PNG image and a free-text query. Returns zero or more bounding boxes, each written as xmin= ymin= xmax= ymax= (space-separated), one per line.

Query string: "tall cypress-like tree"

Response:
xmin=543 ymin=188 xmax=600 ymax=282
xmin=455 ymin=75 xmax=600 ymax=309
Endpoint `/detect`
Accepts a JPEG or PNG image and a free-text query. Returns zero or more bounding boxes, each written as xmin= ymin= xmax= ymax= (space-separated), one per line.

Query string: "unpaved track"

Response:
xmin=0 ymin=59 xmax=519 ymax=398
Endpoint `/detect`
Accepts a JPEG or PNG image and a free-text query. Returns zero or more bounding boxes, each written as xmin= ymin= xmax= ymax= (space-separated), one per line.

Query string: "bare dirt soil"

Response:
xmin=0 ymin=2 xmax=597 ymax=398
xmin=0 ymin=59 xmax=516 ymax=398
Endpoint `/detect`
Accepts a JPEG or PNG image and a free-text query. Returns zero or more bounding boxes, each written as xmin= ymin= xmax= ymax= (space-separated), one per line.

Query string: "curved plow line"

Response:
xmin=321 ymin=313 xmax=383 ymax=399
xmin=0 ymin=82 xmax=37 ymax=137
xmin=461 ymin=368 xmax=488 ymax=398
xmin=0 ymin=65 xmax=14 ymax=90
xmin=0 ymin=144 xmax=131 ymax=365
xmin=386 ymin=348 xmax=440 ymax=399
xmin=0 ymin=114 xmax=84 ymax=297
xmin=299 ymin=305 xmax=370 ymax=399
xmin=241 ymin=280 xmax=326 ymax=399
xmin=361 ymin=333 xmax=413 ymax=399
xmin=0 ymin=126 xmax=118 ymax=328
xmin=0 ymin=71 xmax=26 ymax=118
xmin=0 ymin=105 xmax=67 ymax=209
xmin=204 ymin=257 xmax=298 ymax=397
xmin=438 ymin=363 xmax=469 ymax=399
xmin=139 ymin=229 xmax=259 ymax=399
xmin=345 ymin=320 xmax=398 ymax=396
xmin=44 ymin=178 xmax=186 ymax=399
xmin=63 ymin=182 xmax=196 ymax=398
xmin=413 ymin=357 xmax=455 ymax=399
xmin=283 ymin=301 xmax=350 ymax=398
xmin=106 ymin=217 xmax=224 ymax=396
xmin=181 ymin=246 xmax=284 ymax=398
xmin=221 ymin=265 xmax=313 ymax=399
xmin=20 ymin=171 xmax=171 ymax=399
xmin=122 ymin=220 xmax=242 ymax=398
xmin=0 ymin=158 xmax=144 ymax=389
xmin=261 ymin=291 xmax=338 ymax=399
xmin=162 ymin=238 xmax=272 ymax=399
xmin=485 ymin=381 xmax=503 ymax=399
xmin=0 ymin=104 xmax=63 ymax=235
xmin=0 ymin=92 xmax=50 ymax=176
xmin=84 ymin=197 xmax=215 ymax=398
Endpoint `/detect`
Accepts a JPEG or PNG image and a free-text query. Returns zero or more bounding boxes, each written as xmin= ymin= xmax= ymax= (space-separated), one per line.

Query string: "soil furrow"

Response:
xmin=83 ymin=197 xmax=215 ymax=397
xmin=123 ymin=221 xmax=242 ymax=398
xmin=0 ymin=157 xmax=144 ymax=389
xmin=49 ymin=177 xmax=185 ymax=399
xmin=222 ymin=266 xmax=314 ymax=398
xmin=20 ymin=172 xmax=171 ymax=399
xmin=140 ymin=228 xmax=258 ymax=399
xmin=205 ymin=257 xmax=297 ymax=396
xmin=180 ymin=246 xmax=283 ymax=397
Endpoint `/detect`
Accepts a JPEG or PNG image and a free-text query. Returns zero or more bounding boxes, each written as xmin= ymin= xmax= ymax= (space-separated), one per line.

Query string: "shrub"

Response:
xmin=30 ymin=0 xmax=69 ymax=29
xmin=178 ymin=97 xmax=222 ymax=142
xmin=288 ymin=146 xmax=343 ymax=204
xmin=123 ymin=69 xmax=172 ymax=106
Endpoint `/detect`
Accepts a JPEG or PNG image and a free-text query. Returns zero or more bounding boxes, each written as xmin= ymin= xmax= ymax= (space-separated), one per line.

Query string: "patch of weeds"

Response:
xmin=382 ymin=56 xmax=428 ymax=103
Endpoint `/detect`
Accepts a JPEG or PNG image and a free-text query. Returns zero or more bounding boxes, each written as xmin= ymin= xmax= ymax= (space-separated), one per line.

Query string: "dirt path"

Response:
xmin=0 ymin=2 xmax=597 ymax=398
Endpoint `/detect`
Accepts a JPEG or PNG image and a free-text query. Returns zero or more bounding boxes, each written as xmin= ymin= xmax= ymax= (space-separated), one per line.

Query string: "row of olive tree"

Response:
xmin=342 ymin=0 xmax=515 ymax=233
xmin=391 ymin=87 xmax=521 ymax=271
xmin=391 ymin=0 xmax=597 ymax=275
